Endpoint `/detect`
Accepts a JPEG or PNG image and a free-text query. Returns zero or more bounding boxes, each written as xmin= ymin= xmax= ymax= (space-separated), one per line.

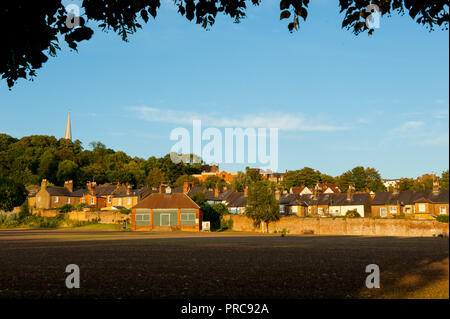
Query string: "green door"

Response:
xmin=160 ymin=214 xmax=170 ymax=226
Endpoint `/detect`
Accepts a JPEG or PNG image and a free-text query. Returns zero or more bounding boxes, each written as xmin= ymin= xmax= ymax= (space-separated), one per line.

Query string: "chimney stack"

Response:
xmin=275 ymin=189 xmax=280 ymax=201
xmin=214 ymin=187 xmax=219 ymax=198
xmin=313 ymin=184 xmax=320 ymax=200
xmin=244 ymin=186 xmax=249 ymax=197
xmin=64 ymin=180 xmax=73 ymax=193
xmin=159 ymin=184 xmax=165 ymax=194
xmin=393 ymin=183 xmax=400 ymax=194
xmin=87 ymin=182 xmax=96 ymax=195
xmin=183 ymin=181 xmax=192 ymax=193
xmin=126 ymin=183 xmax=131 ymax=195
xmin=41 ymin=179 xmax=48 ymax=189
xmin=347 ymin=184 xmax=354 ymax=201
xmin=433 ymin=178 xmax=440 ymax=193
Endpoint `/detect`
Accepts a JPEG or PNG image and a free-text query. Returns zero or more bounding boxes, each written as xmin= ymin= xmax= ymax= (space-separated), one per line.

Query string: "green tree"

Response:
xmin=56 ymin=160 xmax=78 ymax=184
xmin=245 ymin=167 xmax=262 ymax=183
xmin=245 ymin=181 xmax=280 ymax=231
xmin=145 ymin=167 xmax=167 ymax=189
xmin=202 ymin=203 xmax=229 ymax=230
xmin=174 ymin=174 xmax=200 ymax=188
xmin=204 ymin=175 xmax=226 ymax=190
xmin=190 ymin=191 xmax=207 ymax=206
xmin=398 ymin=178 xmax=415 ymax=191
xmin=282 ymin=167 xmax=321 ymax=189
xmin=338 ymin=166 xmax=384 ymax=192
xmin=364 ymin=167 xmax=385 ymax=192
xmin=231 ymin=171 xmax=252 ymax=192
xmin=0 ymin=178 xmax=27 ymax=211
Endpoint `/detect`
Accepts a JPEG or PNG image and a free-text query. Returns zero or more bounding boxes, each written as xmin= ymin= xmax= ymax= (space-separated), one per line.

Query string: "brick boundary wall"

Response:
xmin=223 ymin=215 xmax=449 ymax=237
xmin=31 ymin=209 xmax=130 ymax=224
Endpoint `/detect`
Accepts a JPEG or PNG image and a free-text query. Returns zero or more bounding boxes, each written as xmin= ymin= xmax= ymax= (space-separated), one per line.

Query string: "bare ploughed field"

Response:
xmin=0 ymin=229 xmax=448 ymax=299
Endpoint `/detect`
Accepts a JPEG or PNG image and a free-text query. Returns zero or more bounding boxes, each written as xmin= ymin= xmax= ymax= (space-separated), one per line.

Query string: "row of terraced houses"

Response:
xmin=28 ymin=172 xmax=449 ymax=232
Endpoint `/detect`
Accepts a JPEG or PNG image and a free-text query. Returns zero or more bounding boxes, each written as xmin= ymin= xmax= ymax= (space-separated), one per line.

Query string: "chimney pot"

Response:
xmin=433 ymin=178 xmax=440 ymax=193
xmin=347 ymin=184 xmax=354 ymax=201
xmin=64 ymin=180 xmax=73 ymax=193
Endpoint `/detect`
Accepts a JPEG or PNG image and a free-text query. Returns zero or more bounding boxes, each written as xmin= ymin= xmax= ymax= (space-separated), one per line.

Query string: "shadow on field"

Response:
xmin=0 ymin=231 xmax=448 ymax=299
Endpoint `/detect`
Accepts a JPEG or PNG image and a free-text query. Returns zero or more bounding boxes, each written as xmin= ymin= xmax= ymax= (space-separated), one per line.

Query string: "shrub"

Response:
xmin=74 ymin=202 xmax=88 ymax=211
xmin=19 ymin=200 xmax=30 ymax=219
xmin=345 ymin=210 xmax=361 ymax=218
xmin=59 ymin=204 xmax=74 ymax=213
xmin=120 ymin=208 xmax=131 ymax=214
xmin=202 ymin=203 xmax=229 ymax=231
xmin=220 ymin=216 xmax=233 ymax=231
xmin=436 ymin=215 xmax=449 ymax=223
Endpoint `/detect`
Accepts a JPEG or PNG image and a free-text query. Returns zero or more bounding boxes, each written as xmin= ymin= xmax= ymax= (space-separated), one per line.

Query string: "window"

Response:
xmin=108 ymin=196 xmax=112 ymax=203
xmin=380 ymin=207 xmax=387 ymax=217
xmin=67 ymin=198 xmax=70 ymax=204
xmin=91 ymin=197 xmax=94 ymax=205
xmin=54 ymin=196 xmax=59 ymax=203
xmin=318 ymin=207 xmax=323 ymax=214
xmin=418 ymin=204 xmax=426 ymax=212
xmin=118 ymin=199 xmax=122 ymax=205
xmin=180 ymin=212 xmax=196 ymax=226
xmin=389 ymin=206 xmax=397 ymax=214
xmin=440 ymin=206 xmax=447 ymax=215
xmin=37 ymin=197 xmax=40 ymax=202
xmin=127 ymin=198 xmax=131 ymax=205
xmin=404 ymin=206 xmax=412 ymax=214
xmin=292 ymin=206 xmax=298 ymax=213
xmin=308 ymin=207 xmax=311 ymax=213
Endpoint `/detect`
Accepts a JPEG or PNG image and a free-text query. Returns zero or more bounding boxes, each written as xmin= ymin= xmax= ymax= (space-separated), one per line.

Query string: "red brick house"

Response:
xmin=131 ymin=192 xmax=202 ymax=231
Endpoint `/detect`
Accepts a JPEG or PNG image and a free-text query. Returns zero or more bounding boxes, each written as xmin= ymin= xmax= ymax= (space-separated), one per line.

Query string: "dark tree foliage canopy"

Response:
xmin=1 ymin=0 xmax=448 ymax=88
xmin=0 ymin=133 xmax=204 ymax=188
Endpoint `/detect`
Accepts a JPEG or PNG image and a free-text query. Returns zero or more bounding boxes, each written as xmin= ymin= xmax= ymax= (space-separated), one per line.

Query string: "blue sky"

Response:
xmin=0 ymin=1 xmax=448 ymax=179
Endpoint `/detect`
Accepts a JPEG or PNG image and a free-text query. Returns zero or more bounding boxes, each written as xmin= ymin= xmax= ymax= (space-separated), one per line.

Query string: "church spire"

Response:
xmin=64 ymin=110 xmax=72 ymax=141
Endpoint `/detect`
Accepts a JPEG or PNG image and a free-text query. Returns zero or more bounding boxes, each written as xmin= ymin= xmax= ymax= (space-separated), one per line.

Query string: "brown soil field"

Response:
xmin=0 ymin=229 xmax=448 ymax=299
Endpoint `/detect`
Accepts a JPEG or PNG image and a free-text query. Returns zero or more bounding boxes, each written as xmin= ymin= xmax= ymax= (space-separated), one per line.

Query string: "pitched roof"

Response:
xmin=278 ymin=193 xmax=298 ymax=205
xmin=226 ymin=192 xmax=248 ymax=208
xmin=372 ymin=190 xmax=449 ymax=205
xmin=132 ymin=193 xmax=200 ymax=209
xmin=46 ymin=186 xmax=72 ymax=197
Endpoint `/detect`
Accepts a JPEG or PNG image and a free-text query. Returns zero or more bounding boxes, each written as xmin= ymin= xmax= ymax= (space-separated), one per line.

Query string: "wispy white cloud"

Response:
xmin=433 ymin=108 xmax=449 ymax=119
xmin=419 ymin=135 xmax=449 ymax=146
xmin=386 ymin=120 xmax=449 ymax=147
xmin=128 ymin=106 xmax=349 ymax=132
xmin=397 ymin=121 xmax=425 ymax=132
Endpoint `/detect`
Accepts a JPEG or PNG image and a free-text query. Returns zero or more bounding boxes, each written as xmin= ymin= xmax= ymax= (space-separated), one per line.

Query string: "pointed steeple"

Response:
xmin=64 ymin=110 xmax=72 ymax=141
